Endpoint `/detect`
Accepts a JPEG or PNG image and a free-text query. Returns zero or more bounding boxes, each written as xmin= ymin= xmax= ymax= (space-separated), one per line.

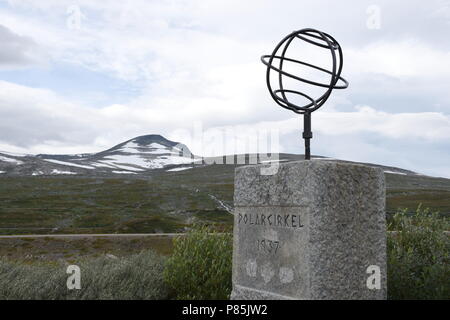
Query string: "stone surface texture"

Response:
xmin=231 ymin=160 xmax=386 ymax=300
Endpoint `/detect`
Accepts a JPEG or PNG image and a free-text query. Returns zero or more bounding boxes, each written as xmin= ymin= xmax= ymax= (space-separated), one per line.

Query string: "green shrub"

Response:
xmin=163 ymin=225 xmax=232 ymax=299
xmin=0 ymin=250 xmax=168 ymax=300
xmin=2 ymin=206 xmax=448 ymax=300
xmin=387 ymin=205 xmax=450 ymax=299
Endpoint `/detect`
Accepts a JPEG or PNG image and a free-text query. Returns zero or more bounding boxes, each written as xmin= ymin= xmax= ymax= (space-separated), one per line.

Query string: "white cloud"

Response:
xmin=315 ymin=106 xmax=450 ymax=140
xmin=0 ymin=24 xmax=43 ymax=67
xmin=3 ymin=78 xmax=448 ymax=151
xmin=346 ymin=40 xmax=450 ymax=78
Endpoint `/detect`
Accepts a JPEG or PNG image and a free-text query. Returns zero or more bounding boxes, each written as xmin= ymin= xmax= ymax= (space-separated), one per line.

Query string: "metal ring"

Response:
xmin=295 ymin=30 xmax=339 ymax=50
xmin=262 ymin=28 xmax=348 ymax=113
xmin=273 ymin=89 xmax=317 ymax=114
xmin=261 ymin=55 xmax=348 ymax=89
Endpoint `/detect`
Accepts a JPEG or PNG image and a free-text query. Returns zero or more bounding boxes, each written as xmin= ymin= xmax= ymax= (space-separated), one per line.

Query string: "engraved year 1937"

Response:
xmin=256 ymin=238 xmax=280 ymax=254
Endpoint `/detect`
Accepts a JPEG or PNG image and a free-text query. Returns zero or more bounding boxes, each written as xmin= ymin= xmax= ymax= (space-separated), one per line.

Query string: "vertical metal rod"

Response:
xmin=303 ymin=112 xmax=312 ymax=160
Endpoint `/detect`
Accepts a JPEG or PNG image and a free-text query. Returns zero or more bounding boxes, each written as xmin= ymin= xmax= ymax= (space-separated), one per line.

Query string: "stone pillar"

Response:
xmin=231 ymin=160 xmax=386 ymax=300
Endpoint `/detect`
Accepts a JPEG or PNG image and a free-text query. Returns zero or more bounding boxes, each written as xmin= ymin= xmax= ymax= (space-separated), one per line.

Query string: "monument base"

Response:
xmin=231 ymin=284 xmax=296 ymax=300
xmin=231 ymin=160 xmax=387 ymax=300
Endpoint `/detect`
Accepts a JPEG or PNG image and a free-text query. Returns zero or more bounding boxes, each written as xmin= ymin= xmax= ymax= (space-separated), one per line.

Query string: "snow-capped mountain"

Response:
xmin=0 ymin=134 xmax=433 ymax=178
xmin=87 ymin=134 xmax=195 ymax=172
xmin=0 ymin=135 xmax=198 ymax=176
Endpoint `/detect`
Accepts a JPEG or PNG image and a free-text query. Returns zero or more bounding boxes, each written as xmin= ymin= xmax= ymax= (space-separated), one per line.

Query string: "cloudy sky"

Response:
xmin=0 ymin=0 xmax=449 ymax=177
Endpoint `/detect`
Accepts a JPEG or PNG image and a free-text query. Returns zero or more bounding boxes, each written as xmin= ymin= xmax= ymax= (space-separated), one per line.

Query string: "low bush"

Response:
xmin=0 ymin=250 xmax=168 ymax=300
xmin=163 ymin=224 xmax=233 ymax=299
xmin=387 ymin=205 xmax=449 ymax=299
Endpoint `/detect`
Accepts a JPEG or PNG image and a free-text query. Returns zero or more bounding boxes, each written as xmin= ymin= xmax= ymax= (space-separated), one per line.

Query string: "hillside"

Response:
xmin=0 ymin=135 xmax=449 ymax=235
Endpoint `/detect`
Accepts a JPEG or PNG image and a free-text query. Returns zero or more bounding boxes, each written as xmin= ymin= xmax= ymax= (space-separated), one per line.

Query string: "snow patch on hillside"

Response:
xmin=119 ymin=141 xmax=181 ymax=155
xmin=90 ymin=162 xmax=117 ymax=169
xmin=43 ymin=159 xmax=95 ymax=169
xmin=112 ymin=170 xmax=137 ymax=174
xmin=167 ymin=167 xmax=192 ymax=172
xmin=102 ymin=154 xmax=193 ymax=170
xmin=0 ymin=155 xmax=24 ymax=165
xmin=384 ymin=170 xmax=407 ymax=175
xmin=51 ymin=169 xmax=76 ymax=175
xmin=0 ymin=151 xmax=27 ymax=157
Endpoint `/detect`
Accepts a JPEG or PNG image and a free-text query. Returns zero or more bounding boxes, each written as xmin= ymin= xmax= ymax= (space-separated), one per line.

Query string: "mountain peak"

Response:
xmin=128 ymin=134 xmax=179 ymax=148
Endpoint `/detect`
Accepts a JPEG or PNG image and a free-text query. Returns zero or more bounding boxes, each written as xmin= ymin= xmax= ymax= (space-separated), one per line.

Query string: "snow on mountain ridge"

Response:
xmin=0 ymin=151 xmax=28 ymax=157
xmin=0 ymin=135 xmax=197 ymax=176
xmin=25 ymin=135 xmax=196 ymax=175
xmin=85 ymin=135 xmax=195 ymax=172
xmin=118 ymin=141 xmax=185 ymax=156
xmin=42 ymin=159 xmax=95 ymax=169
xmin=0 ymin=155 xmax=24 ymax=165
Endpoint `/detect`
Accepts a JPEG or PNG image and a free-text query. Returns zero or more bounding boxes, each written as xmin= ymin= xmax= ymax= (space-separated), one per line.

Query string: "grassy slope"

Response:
xmin=0 ymin=166 xmax=234 ymax=235
xmin=385 ymin=172 xmax=450 ymax=216
xmin=0 ymin=161 xmax=449 ymax=236
xmin=0 ymin=236 xmax=175 ymax=262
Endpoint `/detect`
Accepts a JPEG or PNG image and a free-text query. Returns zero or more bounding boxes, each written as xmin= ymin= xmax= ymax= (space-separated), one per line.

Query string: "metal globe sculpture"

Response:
xmin=261 ymin=28 xmax=349 ymax=160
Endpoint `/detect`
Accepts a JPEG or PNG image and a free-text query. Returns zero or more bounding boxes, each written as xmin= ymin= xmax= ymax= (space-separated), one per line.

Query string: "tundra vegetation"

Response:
xmin=0 ymin=206 xmax=448 ymax=299
xmin=387 ymin=205 xmax=449 ymax=299
xmin=0 ymin=167 xmax=449 ymax=235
